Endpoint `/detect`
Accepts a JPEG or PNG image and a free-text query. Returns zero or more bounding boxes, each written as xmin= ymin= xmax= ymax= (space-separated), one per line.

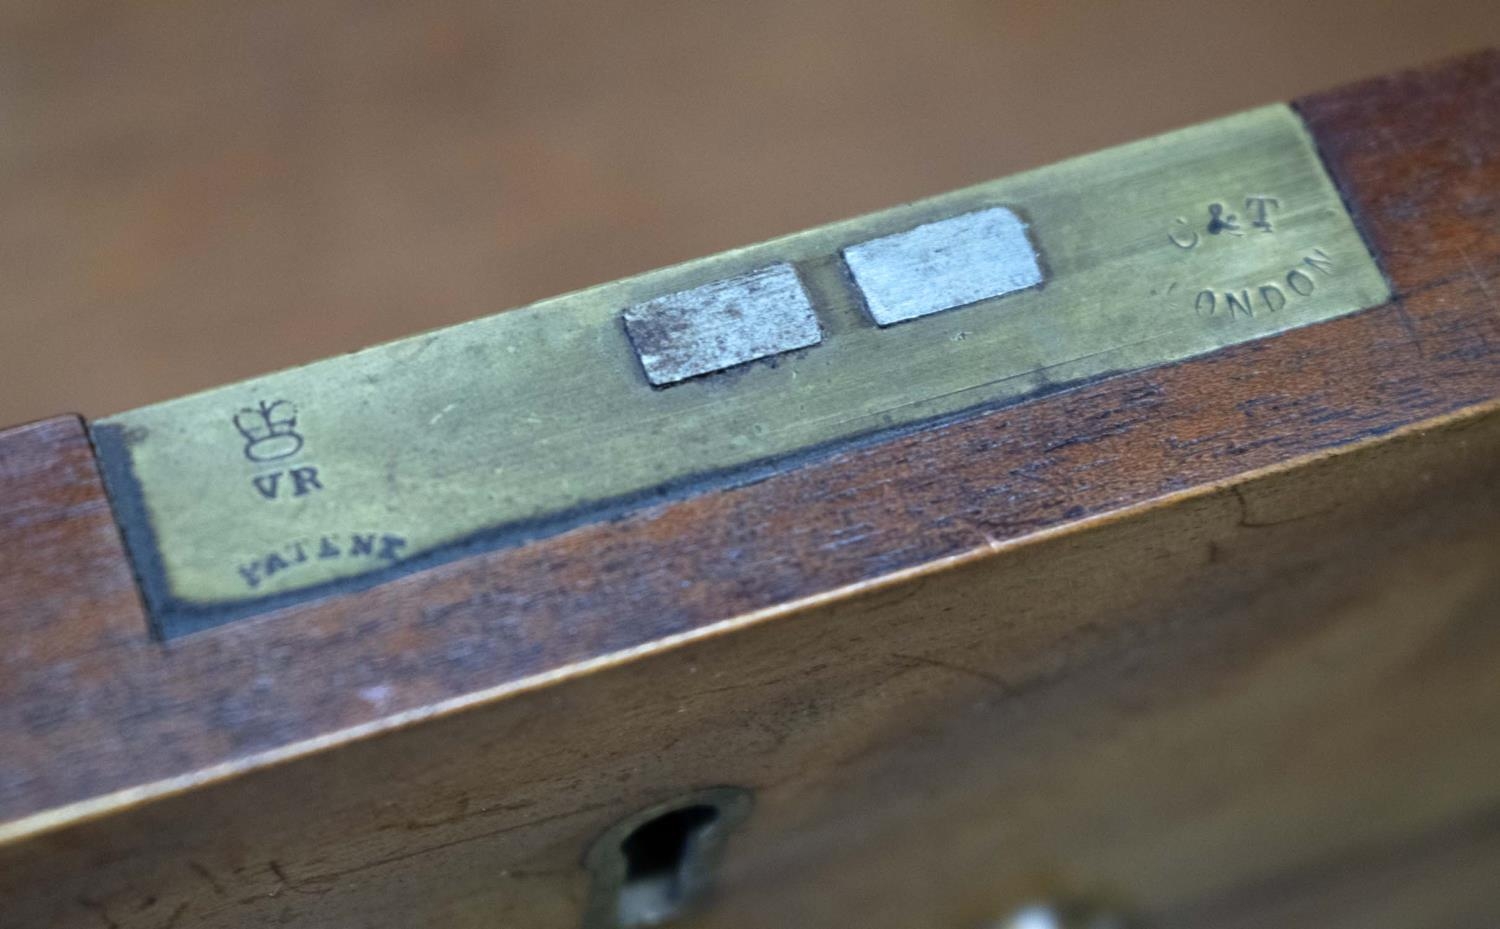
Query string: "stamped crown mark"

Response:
xmin=234 ymin=400 xmax=303 ymax=463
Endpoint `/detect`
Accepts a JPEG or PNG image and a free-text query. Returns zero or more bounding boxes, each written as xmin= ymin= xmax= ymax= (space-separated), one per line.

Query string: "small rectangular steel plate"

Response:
xmin=842 ymin=206 xmax=1043 ymax=325
xmin=622 ymin=263 xmax=822 ymax=385
xmin=94 ymin=104 xmax=1391 ymax=636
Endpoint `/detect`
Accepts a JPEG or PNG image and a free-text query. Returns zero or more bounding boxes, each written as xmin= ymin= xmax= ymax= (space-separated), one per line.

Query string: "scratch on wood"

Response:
xmin=1230 ymin=484 xmax=1339 ymax=529
xmin=288 ymin=800 xmax=619 ymax=889
xmin=77 ymin=896 xmax=120 ymax=929
xmin=160 ymin=902 xmax=189 ymax=929
xmin=1391 ymin=299 xmax=1428 ymax=359
xmin=1459 ymin=247 xmax=1499 ymax=314
xmin=188 ymin=860 xmax=226 ymax=897
xmin=889 ymin=652 xmax=1018 ymax=697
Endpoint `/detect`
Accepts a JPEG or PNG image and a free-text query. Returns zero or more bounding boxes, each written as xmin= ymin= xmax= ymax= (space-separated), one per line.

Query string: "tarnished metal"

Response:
xmin=93 ymin=104 xmax=1390 ymax=636
xmin=621 ymin=263 xmax=821 ymax=386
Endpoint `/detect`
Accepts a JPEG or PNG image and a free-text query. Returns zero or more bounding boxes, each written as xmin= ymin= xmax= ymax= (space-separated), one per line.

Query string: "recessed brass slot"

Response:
xmin=92 ymin=104 xmax=1389 ymax=637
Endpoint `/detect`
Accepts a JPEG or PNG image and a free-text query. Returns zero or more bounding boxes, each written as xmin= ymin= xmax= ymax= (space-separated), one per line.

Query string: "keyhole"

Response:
xmin=583 ymin=788 xmax=752 ymax=929
xmin=616 ymin=805 xmax=717 ymax=925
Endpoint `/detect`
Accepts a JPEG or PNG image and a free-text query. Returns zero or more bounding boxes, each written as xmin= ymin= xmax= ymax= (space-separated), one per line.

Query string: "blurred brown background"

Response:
xmin=3 ymin=1 xmax=1498 ymax=426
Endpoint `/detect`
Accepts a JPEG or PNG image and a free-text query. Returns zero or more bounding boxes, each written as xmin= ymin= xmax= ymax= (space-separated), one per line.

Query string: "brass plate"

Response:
xmin=94 ymin=104 xmax=1390 ymax=637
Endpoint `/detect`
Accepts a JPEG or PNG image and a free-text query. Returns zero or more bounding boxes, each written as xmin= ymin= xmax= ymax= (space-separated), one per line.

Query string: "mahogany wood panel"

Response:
xmin=4 ymin=401 xmax=1498 ymax=929
xmin=0 ymin=417 xmax=151 ymax=816
xmin=1 ymin=50 xmax=1499 ymax=929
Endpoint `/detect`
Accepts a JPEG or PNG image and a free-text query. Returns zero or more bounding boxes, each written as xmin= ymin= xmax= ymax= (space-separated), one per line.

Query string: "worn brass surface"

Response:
xmin=93 ymin=104 xmax=1389 ymax=635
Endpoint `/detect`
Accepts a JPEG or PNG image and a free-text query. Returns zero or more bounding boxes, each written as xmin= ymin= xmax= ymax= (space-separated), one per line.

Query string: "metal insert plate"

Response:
xmin=622 ymin=263 xmax=822 ymax=386
xmin=842 ymin=206 xmax=1043 ymax=325
xmin=94 ymin=104 xmax=1390 ymax=636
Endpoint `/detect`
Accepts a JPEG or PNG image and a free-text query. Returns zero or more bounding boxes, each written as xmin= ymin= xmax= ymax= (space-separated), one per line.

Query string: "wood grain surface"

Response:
xmin=1 ymin=50 xmax=1498 ymax=929
xmin=6 ymin=411 xmax=1500 ymax=929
